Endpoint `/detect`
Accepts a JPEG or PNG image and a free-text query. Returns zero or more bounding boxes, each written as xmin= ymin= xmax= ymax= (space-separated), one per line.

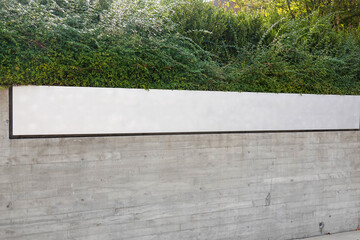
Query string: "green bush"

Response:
xmin=171 ymin=0 xmax=265 ymax=63
xmin=0 ymin=0 xmax=359 ymax=95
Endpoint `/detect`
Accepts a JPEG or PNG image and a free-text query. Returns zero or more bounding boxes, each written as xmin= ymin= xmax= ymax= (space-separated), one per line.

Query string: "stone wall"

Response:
xmin=0 ymin=89 xmax=359 ymax=240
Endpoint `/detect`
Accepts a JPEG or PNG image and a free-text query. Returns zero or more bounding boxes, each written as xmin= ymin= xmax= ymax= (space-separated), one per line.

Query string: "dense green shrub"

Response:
xmin=171 ymin=0 xmax=265 ymax=63
xmin=0 ymin=0 xmax=359 ymax=94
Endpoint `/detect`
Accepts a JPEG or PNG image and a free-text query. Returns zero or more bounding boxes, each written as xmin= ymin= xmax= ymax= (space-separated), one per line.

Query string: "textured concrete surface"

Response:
xmin=1 ymin=88 xmax=360 ymax=240
xmin=302 ymin=231 xmax=360 ymax=240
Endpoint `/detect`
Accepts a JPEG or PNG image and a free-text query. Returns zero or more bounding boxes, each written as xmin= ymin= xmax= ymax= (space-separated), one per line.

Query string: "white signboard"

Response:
xmin=10 ymin=86 xmax=360 ymax=137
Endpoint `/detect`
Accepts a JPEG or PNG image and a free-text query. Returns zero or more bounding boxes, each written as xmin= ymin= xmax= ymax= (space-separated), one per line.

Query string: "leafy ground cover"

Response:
xmin=1 ymin=0 xmax=359 ymax=94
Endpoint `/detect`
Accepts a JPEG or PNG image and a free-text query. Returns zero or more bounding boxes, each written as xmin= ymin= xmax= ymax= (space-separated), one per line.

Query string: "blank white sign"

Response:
xmin=11 ymin=86 xmax=360 ymax=137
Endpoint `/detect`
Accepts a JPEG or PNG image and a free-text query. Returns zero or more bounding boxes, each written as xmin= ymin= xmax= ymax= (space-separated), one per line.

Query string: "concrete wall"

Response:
xmin=1 ymin=89 xmax=360 ymax=240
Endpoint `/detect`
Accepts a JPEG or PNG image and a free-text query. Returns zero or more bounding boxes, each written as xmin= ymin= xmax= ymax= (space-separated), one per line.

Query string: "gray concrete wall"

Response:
xmin=0 ymin=89 xmax=359 ymax=240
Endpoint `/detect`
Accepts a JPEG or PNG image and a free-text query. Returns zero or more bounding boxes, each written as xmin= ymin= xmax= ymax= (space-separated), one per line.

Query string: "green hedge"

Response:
xmin=0 ymin=0 xmax=359 ymax=94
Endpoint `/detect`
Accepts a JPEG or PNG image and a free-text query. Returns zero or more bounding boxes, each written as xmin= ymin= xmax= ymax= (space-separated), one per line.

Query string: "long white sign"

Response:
xmin=10 ymin=86 xmax=360 ymax=137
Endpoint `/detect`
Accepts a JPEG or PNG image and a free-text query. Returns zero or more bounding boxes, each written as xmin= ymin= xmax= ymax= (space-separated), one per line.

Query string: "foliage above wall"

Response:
xmin=218 ymin=0 xmax=360 ymax=29
xmin=0 ymin=0 xmax=359 ymax=94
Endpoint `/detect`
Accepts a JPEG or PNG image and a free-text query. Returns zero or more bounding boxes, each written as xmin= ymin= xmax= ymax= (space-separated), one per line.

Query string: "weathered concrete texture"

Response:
xmin=302 ymin=231 xmax=360 ymax=240
xmin=0 ymin=89 xmax=359 ymax=240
